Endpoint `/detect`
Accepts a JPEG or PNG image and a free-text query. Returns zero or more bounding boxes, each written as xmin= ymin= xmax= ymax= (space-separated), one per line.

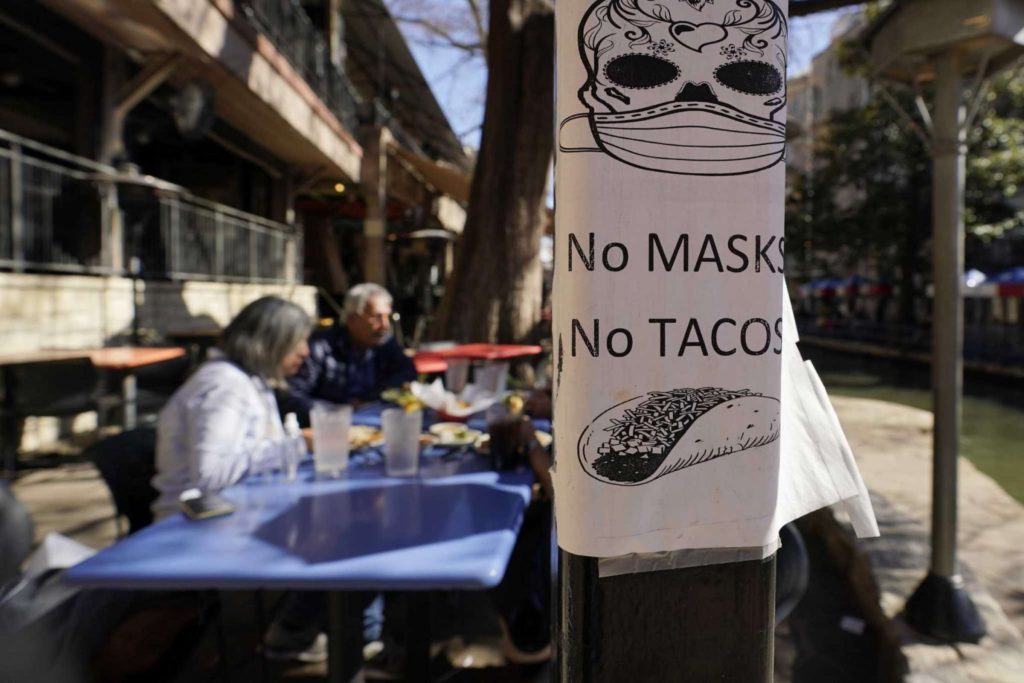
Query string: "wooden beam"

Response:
xmin=114 ymin=52 xmax=181 ymax=117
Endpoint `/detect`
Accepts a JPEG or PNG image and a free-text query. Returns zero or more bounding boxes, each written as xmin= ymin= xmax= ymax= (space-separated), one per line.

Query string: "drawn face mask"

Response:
xmin=566 ymin=0 xmax=788 ymax=176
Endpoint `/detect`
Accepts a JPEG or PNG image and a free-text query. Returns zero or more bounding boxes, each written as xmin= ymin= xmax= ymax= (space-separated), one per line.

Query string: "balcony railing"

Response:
xmin=0 ymin=128 xmax=301 ymax=284
xmin=0 ymin=129 xmax=115 ymax=275
xmin=141 ymin=193 xmax=299 ymax=283
xmin=240 ymin=0 xmax=427 ymax=157
xmin=241 ymin=0 xmax=362 ymax=135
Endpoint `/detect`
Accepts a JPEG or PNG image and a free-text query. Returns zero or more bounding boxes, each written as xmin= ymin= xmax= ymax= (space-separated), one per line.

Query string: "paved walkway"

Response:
xmin=833 ymin=396 xmax=1024 ymax=682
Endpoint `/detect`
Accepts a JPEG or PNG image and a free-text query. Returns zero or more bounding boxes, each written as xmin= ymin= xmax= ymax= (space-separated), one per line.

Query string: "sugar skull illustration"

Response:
xmin=559 ymin=0 xmax=788 ymax=176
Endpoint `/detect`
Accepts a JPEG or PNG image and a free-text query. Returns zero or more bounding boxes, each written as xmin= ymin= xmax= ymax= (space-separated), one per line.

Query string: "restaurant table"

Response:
xmin=0 ymin=346 xmax=186 ymax=431
xmin=411 ymin=352 xmax=449 ymax=375
xmin=422 ymin=343 xmax=543 ymax=361
xmin=89 ymin=347 xmax=187 ymax=429
xmin=65 ymin=431 xmax=535 ymax=683
xmin=165 ymin=328 xmax=221 ymax=368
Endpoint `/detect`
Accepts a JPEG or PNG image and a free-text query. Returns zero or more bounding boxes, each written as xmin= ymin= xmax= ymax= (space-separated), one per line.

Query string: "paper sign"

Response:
xmin=552 ymin=0 xmax=793 ymax=557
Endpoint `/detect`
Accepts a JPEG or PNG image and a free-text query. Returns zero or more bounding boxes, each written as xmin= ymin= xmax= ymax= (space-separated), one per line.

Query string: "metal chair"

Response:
xmin=85 ymin=427 xmax=159 ymax=537
xmin=776 ymin=522 xmax=810 ymax=625
xmin=0 ymin=481 xmax=34 ymax=586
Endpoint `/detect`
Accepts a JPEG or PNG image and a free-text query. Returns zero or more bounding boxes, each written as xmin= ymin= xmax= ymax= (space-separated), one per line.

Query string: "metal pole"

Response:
xmin=929 ymin=51 xmax=964 ymax=581
xmin=904 ymin=49 xmax=984 ymax=643
xmin=557 ymin=552 xmax=776 ymax=681
xmin=9 ymin=143 xmax=23 ymax=272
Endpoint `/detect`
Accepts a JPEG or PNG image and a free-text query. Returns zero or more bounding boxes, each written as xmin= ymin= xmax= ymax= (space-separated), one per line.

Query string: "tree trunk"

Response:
xmin=432 ymin=0 xmax=553 ymax=343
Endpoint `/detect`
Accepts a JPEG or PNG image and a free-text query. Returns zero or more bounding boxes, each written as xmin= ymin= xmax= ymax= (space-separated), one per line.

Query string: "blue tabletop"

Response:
xmin=65 ymin=445 xmax=534 ymax=592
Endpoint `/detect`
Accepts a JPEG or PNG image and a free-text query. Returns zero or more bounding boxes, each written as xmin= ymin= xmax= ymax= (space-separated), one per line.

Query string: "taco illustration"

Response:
xmin=578 ymin=387 xmax=779 ymax=486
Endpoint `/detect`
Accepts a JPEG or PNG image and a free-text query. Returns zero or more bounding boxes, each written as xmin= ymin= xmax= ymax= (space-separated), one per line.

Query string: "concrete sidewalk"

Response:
xmin=833 ymin=396 xmax=1024 ymax=682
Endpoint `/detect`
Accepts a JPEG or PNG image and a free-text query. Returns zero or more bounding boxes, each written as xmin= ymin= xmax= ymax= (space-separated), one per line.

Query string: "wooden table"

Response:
xmin=0 ymin=346 xmax=186 ymax=430
xmin=89 ymin=347 xmax=187 ymax=429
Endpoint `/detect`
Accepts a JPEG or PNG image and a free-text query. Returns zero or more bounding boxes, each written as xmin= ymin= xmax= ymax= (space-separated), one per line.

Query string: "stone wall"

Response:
xmin=1 ymin=273 xmax=317 ymax=451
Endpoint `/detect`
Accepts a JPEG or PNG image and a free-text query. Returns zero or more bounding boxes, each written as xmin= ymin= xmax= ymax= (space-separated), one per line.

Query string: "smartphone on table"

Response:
xmin=179 ymin=488 xmax=235 ymax=520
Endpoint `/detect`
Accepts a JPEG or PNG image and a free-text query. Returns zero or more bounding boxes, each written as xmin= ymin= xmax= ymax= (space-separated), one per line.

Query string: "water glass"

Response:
xmin=445 ymin=358 xmax=470 ymax=393
xmin=475 ymin=361 xmax=509 ymax=394
xmin=382 ymin=408 xmax=423 ymax=477
xmin=311 ymin=403 xmax=352 ymax=477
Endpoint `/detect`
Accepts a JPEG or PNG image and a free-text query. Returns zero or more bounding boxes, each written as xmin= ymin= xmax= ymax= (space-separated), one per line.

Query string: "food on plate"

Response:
xmin=428 ymin=422 xmax=481 ymax=445
xmin=381 ymin=385 xmax=425 ymax=413
xmin=348 ymin=425 xmax=383 ymax=449
xmin=504 ymin=393 xmax=525 ymax=415
xmin=579 ymin=387 xmax=780 ymax=486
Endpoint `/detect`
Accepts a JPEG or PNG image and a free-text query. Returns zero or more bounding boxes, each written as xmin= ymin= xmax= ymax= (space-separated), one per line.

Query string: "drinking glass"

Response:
xmin=475 ymin=361 xmax=509 ymax=393
xmin=445 ymin=358 xmax=470 ymax=393
xmin=311 ymin=403 xmax=352 ymax=477
xmin=382 ymin=408 xmax=423 ymax=477
xmin=486 ymin=403 xmax=532 ymax=471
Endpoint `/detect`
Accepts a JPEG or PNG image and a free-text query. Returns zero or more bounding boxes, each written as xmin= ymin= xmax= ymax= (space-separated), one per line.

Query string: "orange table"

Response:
xmin=91 ymin=347 xmax=186 ymax=428
xmin=0 ymin=347 xmax=186 ymax=430
xmin=89 ymin=347 xmax=186 ymax=371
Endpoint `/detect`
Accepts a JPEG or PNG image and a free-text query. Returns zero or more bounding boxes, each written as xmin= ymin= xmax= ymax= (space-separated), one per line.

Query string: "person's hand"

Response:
xmin=524 ymin=389 xmax=552 ymax=420
xmin=528 ymin=438 xmax=553 ymax=500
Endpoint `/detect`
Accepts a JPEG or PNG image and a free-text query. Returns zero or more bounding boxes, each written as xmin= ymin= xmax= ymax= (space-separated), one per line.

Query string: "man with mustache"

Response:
xmin=280 ymin=282 xmax=417 ymax=426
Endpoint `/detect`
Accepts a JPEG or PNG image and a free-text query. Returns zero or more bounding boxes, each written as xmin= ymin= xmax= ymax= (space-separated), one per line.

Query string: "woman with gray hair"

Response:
xmin=152 ymin=296 xmax=311 ymax=518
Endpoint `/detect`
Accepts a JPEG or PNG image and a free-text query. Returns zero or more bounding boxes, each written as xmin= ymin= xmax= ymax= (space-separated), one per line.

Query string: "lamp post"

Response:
xmin=863 ymin=0 xmax=1024 ymax=643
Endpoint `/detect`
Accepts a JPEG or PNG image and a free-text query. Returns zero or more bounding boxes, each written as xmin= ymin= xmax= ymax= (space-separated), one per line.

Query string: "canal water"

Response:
xmin=801 ymin=345 xmax=1024 ymax=504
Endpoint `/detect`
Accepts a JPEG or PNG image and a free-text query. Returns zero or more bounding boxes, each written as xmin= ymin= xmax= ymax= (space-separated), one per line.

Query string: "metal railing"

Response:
xmin=0 ymin=129 xmax=116 ymax=274
xmin=241 ymin=0 xmax=363 ymax=134
xmin=239 ymin=0 xmax=428 ymax=157
xmin=148 ymin=193 xmax=300 ymax=283
xmin=0 ymin=128 xmax=301 ymax=284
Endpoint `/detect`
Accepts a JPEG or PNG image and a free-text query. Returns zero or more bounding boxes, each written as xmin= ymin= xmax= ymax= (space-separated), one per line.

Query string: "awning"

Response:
xmin=391 ymin=146 xmax=471 ymax=204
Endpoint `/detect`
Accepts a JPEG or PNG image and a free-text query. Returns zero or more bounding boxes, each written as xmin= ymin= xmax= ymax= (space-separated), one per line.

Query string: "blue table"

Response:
xmin=66 ymin=434 xmax=535 ymax=682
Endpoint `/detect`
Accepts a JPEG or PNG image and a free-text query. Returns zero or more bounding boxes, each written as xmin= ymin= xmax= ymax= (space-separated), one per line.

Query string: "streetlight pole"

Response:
xmin=903 ymin=50 xmax=985 ymax=644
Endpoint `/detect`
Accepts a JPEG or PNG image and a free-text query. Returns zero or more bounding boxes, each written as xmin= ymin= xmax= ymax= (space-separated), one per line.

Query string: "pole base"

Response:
xmin=904 ymin=572 xmax=986 ymax=643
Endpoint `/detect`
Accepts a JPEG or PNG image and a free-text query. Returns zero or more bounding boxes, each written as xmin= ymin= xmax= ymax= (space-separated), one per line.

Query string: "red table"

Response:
xmin=411 ymin=352 xmax=449 ymax=374
xmin=422 ymin=343 xmax=543 ymax=361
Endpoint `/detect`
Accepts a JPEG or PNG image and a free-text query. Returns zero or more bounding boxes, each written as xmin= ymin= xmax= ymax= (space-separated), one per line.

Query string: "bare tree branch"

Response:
xmin=392 ymin=13 xmax=484 ymax=54
xmin=465 ymin=0 xmax=488 ymax=62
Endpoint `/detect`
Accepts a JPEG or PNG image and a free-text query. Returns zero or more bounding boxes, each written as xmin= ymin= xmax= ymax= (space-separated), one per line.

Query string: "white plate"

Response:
xmin=428 ymin=422 xmax=482 ymax=446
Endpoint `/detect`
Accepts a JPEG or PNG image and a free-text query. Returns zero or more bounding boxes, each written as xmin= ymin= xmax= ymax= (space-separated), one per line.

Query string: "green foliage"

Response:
xmin=966 ymin=70 xmax=1024 ymax=239
xmin=786 ymin=66 xmax=1024 ymax=280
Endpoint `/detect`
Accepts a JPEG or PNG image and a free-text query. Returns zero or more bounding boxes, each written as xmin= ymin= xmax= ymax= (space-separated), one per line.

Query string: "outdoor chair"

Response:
xmin=0 ymin=482 xmax=34 ymax=587
xmin=85 ymin=426 xmax=159 ymax=537
xmin=1 ymin=357 xmax=121 ymax=476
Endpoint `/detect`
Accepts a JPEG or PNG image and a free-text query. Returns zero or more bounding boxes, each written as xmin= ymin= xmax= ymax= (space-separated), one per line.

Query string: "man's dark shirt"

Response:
xmin=280 ymin=325 xmax=417 ymax=425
